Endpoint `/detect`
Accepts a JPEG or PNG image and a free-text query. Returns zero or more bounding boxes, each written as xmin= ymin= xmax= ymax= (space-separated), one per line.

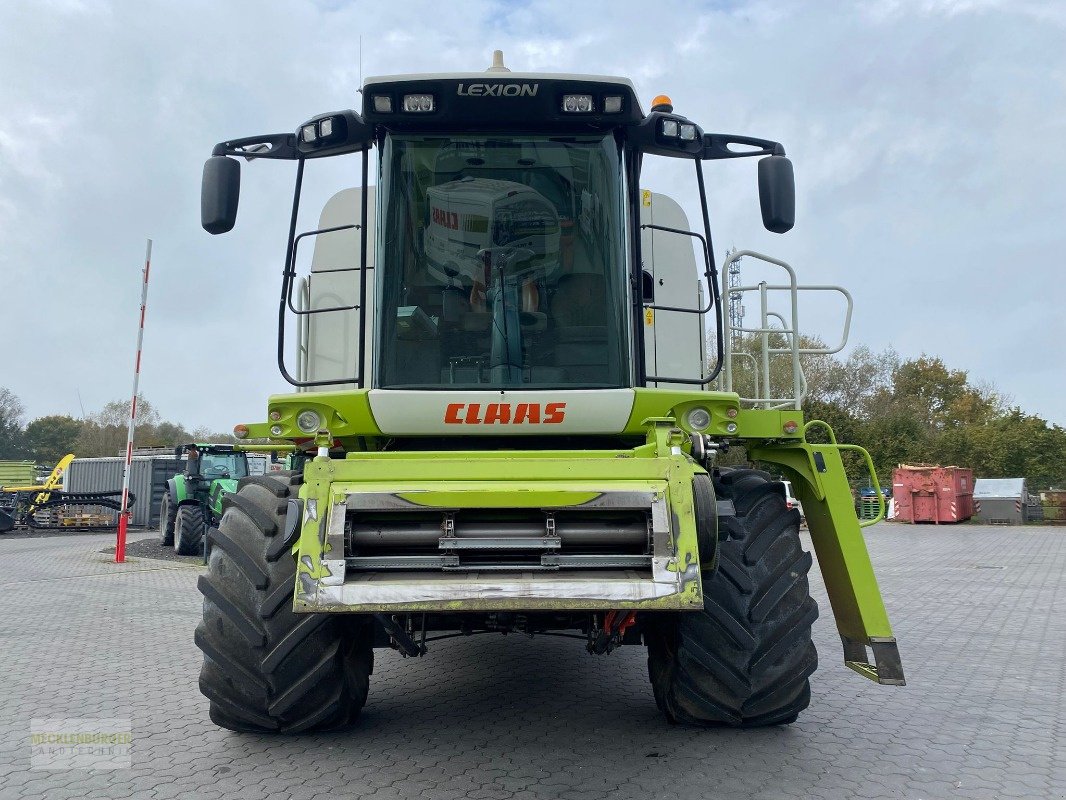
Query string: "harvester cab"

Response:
xmin=195 ymin=51 xmax=904 ymax=734
xmin=159 ymin=443 xmax=248 ymax=556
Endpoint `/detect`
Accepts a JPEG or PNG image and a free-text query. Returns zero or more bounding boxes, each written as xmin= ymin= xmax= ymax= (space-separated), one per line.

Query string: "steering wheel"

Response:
xmin=206 ymin=465 xmax=230 ymax=477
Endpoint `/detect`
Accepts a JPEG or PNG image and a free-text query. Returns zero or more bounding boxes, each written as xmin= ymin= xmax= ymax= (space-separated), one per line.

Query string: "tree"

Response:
xmin=24 ymin=415 xmax=84 ymax=466
xmin=190 ymin=427 xmax=236 ymax=444
xmin=0 ymin=387 xmax=27 ymax=459
xmin=74 ymin=396 xmax=161 ymax=457
xmin=151 ymin=421 xmax=192 ymax=447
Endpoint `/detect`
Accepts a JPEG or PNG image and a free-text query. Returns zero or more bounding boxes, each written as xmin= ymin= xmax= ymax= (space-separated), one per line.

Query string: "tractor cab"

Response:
xmin=186 ymin=445 xmax=249 ymax=481
xmin=200 ymin=55 xmax=794 ymax=398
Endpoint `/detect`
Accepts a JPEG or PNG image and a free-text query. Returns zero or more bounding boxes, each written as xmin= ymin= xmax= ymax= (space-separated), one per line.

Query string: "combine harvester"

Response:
xmin=194 ymin=52 xmax=903 ymax=732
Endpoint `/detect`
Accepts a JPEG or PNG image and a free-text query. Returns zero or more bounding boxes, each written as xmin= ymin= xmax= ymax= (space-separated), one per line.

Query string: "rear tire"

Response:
xmin=195 ymin=472 xmax=372 ymax=733
xmin=159 ymin=493 xmax=176 ymax=546
xmin=646 ymin=468 xmax=818 ymax=727
xmin=174 ymin=504 xmax=206 ymax=556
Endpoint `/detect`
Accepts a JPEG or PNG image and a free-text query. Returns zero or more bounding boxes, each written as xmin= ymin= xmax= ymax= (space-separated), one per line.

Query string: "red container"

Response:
xmin=892 ymin=465 xmax=974 ymax=524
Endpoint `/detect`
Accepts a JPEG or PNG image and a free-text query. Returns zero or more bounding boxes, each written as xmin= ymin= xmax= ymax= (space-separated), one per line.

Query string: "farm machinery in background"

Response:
xmin=0 ymin=454 xmax=133 ymax=533
xmin=159 ymin=444 xmax=248 ymax=555
xmin=159 ymin=443 xmax=297 ymax=555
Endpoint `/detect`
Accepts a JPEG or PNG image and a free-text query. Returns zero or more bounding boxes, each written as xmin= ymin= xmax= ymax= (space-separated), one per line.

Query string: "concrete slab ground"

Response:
xmin=1 ymin=523 xmax=1063 ymax=799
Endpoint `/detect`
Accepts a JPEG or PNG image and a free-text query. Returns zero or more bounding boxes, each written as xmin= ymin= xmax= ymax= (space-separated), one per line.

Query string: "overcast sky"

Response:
xmin=1 ymin=0 xmax=1063 ymax=432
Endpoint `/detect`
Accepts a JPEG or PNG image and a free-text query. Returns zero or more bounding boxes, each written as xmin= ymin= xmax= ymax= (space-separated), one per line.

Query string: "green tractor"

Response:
xmin=159 ymin=444 xmax=249 ymax=556
xmin=195 ymin=52 xmax=903 ymax=733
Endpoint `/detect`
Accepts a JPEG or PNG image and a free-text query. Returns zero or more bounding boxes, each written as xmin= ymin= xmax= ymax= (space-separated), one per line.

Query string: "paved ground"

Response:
xmin=0 ymin=523 xmax=1063 ymax=800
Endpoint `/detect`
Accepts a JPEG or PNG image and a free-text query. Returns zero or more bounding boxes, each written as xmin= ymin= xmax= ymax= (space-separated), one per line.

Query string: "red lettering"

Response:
xmin=444 ymin=403 xmax=464 ymax=424
xmin=484 ymin=403 xmax=511 ymax=424
xmin=544 ymin=402 xmax=566 ymax=424
xmin=432 ymin=207 xmax=459 ymax=230
xmin=512 ymin=403 xmax=540 ymax=424
xmin=465 ymin=403 xmax=483 ymax=424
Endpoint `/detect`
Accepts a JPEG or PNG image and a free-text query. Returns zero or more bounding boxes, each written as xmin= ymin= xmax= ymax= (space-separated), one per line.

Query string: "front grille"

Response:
xmin=344 ymin=505 xmax=654 ymax=573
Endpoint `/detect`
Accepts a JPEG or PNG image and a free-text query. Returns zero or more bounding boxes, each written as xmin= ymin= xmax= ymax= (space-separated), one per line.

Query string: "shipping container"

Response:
xmin=0 ymin=460 xmax=36 ymax=488
xmin=64 ymin=456 xmax=180 ymax=528
xmin=973 ymin=478 xmax=1028 ymax=525
xmin=892 ymin=464 xmax=974 ymax=524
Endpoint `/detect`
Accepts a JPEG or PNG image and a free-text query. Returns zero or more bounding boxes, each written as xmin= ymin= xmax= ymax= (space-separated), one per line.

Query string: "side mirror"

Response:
xmin=201 ymin=156 xmax=240 ymax=234
xmin=757 ymin=155 xmax=795 ymax=233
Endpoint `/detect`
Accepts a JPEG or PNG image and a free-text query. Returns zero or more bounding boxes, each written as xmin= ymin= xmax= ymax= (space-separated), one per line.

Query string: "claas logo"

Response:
xmin=444 ymin=402 xmax=565 ymax=425
xmin=431 ymin=206 xmax=459 ymax=230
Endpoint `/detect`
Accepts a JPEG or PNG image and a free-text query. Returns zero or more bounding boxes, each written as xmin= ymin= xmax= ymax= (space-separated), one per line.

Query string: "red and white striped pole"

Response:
xmin=116 ymin=239 xmax=152 ymax=563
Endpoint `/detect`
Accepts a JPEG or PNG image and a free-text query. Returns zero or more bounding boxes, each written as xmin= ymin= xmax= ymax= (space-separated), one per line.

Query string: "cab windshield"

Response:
xmin=199 ymin=453 xmax=248 ymax=479
xmin=375 ymin=133 xmax=629 ymax=389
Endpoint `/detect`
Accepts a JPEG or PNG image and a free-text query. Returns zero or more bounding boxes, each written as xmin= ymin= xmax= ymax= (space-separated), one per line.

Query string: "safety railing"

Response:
xmin=721 ymin=250 xmax=853 ymax=410
xmin=803 ymin=421 xmax=885 ymax=527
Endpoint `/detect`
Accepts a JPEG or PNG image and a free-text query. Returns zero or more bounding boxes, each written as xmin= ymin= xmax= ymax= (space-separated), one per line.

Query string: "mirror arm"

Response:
xmin=702 ymin=133 xmax=785 ymax=161
xmin=212 ymin=133 xmax=299 ymax=161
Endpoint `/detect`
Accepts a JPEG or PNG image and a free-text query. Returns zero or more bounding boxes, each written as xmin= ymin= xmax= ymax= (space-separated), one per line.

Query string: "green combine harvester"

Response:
xmin=160 ymin=444 xmax=249 ymax=555
xmin=195 ymin=51 xmax=903 ymax=733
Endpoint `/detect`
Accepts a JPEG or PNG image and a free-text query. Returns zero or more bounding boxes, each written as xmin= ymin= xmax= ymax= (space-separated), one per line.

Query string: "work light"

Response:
xmin=403 ymin=94 xmax=434 ymax=112
xmin=562 ymin=94 xmax=593 ymax=113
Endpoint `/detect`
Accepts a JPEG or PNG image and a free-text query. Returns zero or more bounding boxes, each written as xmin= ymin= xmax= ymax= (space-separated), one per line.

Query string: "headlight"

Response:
xmin=296 ymin=410 xmax=322 ymax=433
xmin=685 ymin=407 xmax=712 ymax=431
xmin=270 ymin=424 xmax=284 ymax=437
xmin=403 ymin=94 xmax=434 ymax=112
xmin=562 ymin=94 xmax=593 ymax=113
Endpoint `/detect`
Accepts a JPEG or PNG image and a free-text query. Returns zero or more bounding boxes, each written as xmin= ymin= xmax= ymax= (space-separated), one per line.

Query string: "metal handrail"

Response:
xmin=721 ymin=250 xmax=852 ymax=410
xmin=804 ymin=420 xmax=885 ymax=527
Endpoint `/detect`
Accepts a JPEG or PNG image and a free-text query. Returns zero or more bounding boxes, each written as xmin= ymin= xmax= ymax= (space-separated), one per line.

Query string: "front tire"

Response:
xmin=195 ymin=472 xmax=372 ymax=733
xmin=159 ymin=493 xmax=177 ymax=546
xmin=174 ymin=504 xmax=206 ymax=556
xmin=646 ymin=468 xmax=818 ymax=727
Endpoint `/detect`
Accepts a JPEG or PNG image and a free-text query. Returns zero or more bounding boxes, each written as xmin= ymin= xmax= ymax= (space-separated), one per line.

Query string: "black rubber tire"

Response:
xmin=159 ymin=492 xmax=177 ymax=546
xmin=174 ymin=504 xmax=206 ymax=556
xmin=195 ymin=472 xmax=373 ymax=733
xmin=646 ymin=468 xmax=818 ymax=727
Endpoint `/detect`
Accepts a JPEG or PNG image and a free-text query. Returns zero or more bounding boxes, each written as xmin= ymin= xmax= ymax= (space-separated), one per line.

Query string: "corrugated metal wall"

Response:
xmin=65 ymin=457 xmax=177 ymax=528
xmin=65 ymin=454 xmax=268 ymax=528
xmin=0 ymin=461 xmax=36 ymax=488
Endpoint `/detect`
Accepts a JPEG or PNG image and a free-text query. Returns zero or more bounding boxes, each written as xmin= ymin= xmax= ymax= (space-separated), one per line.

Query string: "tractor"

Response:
xmin=195 ymin=52 xmax=904 ymax=733
xmin=160 ymin=444 xmax=249 ymax=555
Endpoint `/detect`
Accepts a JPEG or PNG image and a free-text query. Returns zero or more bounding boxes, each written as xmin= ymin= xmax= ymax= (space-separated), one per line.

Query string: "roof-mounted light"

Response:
xmin=562 ymin=94 xmax=594 ymax=113
xmin=661 ymin=118 xmax=679 ymax=138
xmin=403 ymin=94 xmax=434 ymax=113
xmin=372 ymin=95 xmax=393 ymax=113
xmin=603 ymin=95 xmax=623 ymax=113
xmin=651 ymin=94 xmax=674 ymax=113
xmin=679 ymin=123 xmax=698 ymax=141
xmin=298 ymin=115 xmax=344 ymax=148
